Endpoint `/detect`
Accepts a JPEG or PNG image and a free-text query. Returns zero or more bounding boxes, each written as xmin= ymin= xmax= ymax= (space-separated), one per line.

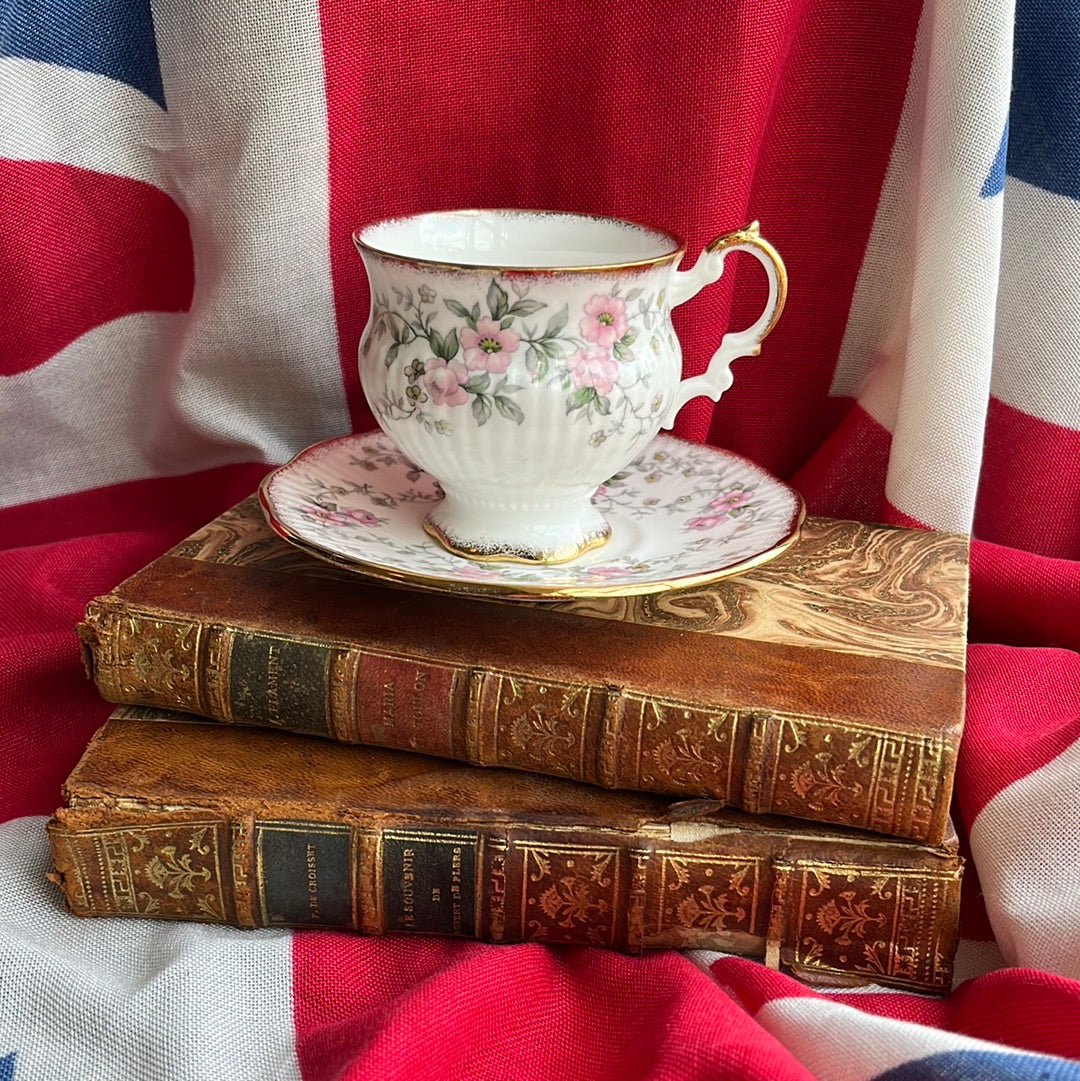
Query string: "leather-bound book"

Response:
xmin=48 ymin=711 xmax=963 ymax=994
xmin=77 ymin=496 xmax=969 ymax=844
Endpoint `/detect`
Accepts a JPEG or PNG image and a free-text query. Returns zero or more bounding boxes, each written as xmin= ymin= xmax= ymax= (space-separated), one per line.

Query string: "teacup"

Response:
xmin=352 ymin=209 xmax=786 ymax=564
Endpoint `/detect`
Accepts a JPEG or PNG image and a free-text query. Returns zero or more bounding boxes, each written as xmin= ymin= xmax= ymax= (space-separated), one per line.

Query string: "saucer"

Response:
xmin=258 ymin=430 xmax=805 ymax=599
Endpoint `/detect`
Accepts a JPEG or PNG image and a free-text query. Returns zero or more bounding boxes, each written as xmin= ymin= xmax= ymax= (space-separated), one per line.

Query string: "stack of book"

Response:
xmin=49 ymin=495 xmax=970 ymax=993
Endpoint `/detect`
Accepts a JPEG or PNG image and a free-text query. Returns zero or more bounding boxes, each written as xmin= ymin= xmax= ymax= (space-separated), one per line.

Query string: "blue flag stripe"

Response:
xmin=0 ymin=0 xmax=165 ymax=109
xmin=1007 ymin=0 xmax=1080 ymax=200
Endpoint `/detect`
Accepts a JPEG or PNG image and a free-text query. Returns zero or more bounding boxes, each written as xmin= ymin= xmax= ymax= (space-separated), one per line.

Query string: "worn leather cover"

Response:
xmin=77 ymin=497 xmax=969 ymax=843
xmin=48 ymin=711 xmax=963 ymax=993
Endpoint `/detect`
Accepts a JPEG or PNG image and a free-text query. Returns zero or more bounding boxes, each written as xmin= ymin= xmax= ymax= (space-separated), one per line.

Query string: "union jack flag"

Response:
xmin=1 ymin=0 xmax=1078 ymax=1078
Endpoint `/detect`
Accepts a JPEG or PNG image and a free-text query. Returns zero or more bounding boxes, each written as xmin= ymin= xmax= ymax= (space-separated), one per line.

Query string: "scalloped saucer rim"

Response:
xmin=258 ymin=430 xmax=805 ymax=600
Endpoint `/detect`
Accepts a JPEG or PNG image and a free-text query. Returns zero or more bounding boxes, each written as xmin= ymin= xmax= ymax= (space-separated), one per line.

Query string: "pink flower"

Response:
xmin=421 ymin=357 xmax=470 ymax=406
xmin=569 ymin=346 xmax=620 ymax=397
xmin=581 ymin=565 xmax=626 ymax=579
xmin=460 ymin=318 xmax=520 ymax=373
xmin=301 ymin=505 xmax=382 ymax=528
xmin=708 ymin=490 xmax=753 ymax=514
xmin=685 ymin=514 xmax=723 ymax=531
xmin=454 ymin=564 xmax=502 ymax=579
xmin=580 ymin=294 xmax=628 ymax=347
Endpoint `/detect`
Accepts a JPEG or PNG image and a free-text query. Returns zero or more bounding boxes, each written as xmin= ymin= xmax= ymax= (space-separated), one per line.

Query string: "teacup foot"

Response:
xmin=422 ymin=499 xmax=611 ymax=565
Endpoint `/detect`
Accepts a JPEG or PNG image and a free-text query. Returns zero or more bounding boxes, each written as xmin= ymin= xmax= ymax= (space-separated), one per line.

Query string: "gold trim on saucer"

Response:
xmin=257 ymin=473 xmax=806 ymax=602
xmin=421 ymin=515 xmax=612 ymax=566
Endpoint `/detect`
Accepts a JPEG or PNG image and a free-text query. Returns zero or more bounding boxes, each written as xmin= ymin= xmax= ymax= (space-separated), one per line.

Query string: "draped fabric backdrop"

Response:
xmin=2 ymin=0 xmax=1079 ymax=1078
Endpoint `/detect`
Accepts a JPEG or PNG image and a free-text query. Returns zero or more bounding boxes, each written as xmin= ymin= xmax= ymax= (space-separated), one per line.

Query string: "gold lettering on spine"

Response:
xmin=400 ymin=847 xmax=416 ymax=927
xmin=450 ymin=845 xmax=464 ymax=936
xmin=488 ymin=839 xmax=507 ymax=941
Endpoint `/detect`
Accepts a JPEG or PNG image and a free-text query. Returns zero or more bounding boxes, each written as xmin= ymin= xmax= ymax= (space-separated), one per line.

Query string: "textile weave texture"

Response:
xmin=1 ymin=0 xmax=1079 ymax=1078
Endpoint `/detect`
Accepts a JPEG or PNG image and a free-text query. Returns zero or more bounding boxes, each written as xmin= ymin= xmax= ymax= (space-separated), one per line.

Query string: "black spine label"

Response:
xmin=381 ymin=829 xmax=478 ymax=937
xmin=228 ymin=632 xmax=333 ymax=734
xmin=255 ymin=821 xmax=353 ymax=927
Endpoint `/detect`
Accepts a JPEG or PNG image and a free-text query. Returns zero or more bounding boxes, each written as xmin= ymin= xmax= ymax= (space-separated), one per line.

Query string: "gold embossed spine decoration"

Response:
xmin=512 ymin=840 xmax=623 ymax=948
xmin=776 ymin=860 xmax=962 ymax=993
xmin=78 ymin=606 xmax=209 ymax=716
xmin=48 ymin=717 xmax=964 ymax=991
xmin=78 ymin=500 xmax=969 ymax=845
xmin=46 ymin=820 xmax=231 ymax=924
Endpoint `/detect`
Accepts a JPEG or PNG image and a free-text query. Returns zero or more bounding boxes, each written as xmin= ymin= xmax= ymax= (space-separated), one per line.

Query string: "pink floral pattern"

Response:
xmin=300 ymin=504 xmax=383 ymax=528
xmin=422 ymin=357 xmax=470 ymax=406
xmin=460 ymin=318 xmax=520 ymax=373
xmin=366 ymin=275 xmax=660 ymax=436
xmin=580 ymin=294 xmax=629 ymax=348
xmin=685 ymin=490 xmax=754 ymax=530
xmin=569 ymin=346 xmax=620 ymax=396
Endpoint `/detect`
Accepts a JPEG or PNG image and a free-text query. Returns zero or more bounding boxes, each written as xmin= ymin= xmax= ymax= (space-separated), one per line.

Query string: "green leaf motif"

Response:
xmin=494 ymin=396 xmax=525 ymax=424
xmin=463 ymin=372 xmax=491 ymax=393
xmin=444 ymin=299 xmax=472 ymax=319
xmin=385 ymin=342 xmax=400 ymax=368
xmin=526 ymin=345 xmax=548 ymax=381
xmin=568 ymin=386 xmax=597 ymax=412
xmin=472 ymin=394 xmax=493 ymax=426
xmin=439 ymin=327 xmax=459 ymax=360
xmin=508 ymin=298 xmax=546 ymax=318
xmin=487 ymin=280 xmax=510 ymax=321
xmin=544 ymin=305 xmax=569 ymax=337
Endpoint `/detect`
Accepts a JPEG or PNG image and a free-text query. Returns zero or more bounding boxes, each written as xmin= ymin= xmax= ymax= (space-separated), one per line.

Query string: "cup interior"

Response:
xmin=354 ymin=209 xmax=682 ymax=269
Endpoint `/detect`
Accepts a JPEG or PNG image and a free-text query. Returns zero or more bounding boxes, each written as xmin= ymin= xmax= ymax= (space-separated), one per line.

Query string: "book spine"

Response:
xmin=46 ymin=812 xmax=961 ymax=993
xmin=78 ymin=604 xmax=953 ymax=844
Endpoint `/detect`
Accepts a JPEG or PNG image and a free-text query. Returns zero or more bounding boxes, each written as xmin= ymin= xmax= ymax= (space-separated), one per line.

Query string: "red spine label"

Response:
xmin=353 ymin=651 xmax=462 ymax=756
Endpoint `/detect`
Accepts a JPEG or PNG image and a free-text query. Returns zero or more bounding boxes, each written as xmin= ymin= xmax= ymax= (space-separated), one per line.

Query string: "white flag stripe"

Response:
xmin=991 ymin=176 xmax=1080 ymax=429
xmin=756 ymin=995 xmax=1069 ymax=1081
xmin=968 ymin=737 xmax=1080 ymax=979
xmin=881 ymin=0 xmax=1012 ymax=533
xmin=151 ymin=0 xmax=348 ymax=465
xmin=0 ymin=57 xmax=179 ymax=194
xmin=0 ymin=314 xmax=244 ymax=509
xmin=0 ymin=817 xmax=301 ymax=1081
xmin=828 ymin=3 xmax=930 ymax=413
